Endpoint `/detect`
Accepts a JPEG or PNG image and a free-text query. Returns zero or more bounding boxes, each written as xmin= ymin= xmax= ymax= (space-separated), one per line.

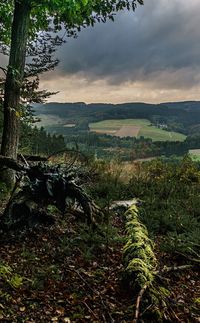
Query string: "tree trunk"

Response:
xmin=0 ymin=0 xmax=31 ymax=187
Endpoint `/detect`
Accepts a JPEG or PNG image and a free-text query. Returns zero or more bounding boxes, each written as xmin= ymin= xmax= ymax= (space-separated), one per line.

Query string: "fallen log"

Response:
xmin=18 ymin=154 xmax=48 ymax=162
xmin=122 ymin=204 xmax=157 ymax=322
xmin=0 ymin=155 xmax=26 ymax=172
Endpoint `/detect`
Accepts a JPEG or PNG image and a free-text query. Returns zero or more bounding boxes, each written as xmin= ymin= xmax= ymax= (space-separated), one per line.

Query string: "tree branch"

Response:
xmin=133 ymin=283 xmax=148 ymax=323
xmin=0 ymin=155 xmax=26 ymax=172
xmin=0 ymin=67 xmax=7 ymax=76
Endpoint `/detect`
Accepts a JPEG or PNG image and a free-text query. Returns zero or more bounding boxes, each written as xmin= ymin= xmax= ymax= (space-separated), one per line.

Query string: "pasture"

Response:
xmin=189 ymin=149 xmax=200 ymax=161
xmin=89 ymin=119 xmax=186 ymax=141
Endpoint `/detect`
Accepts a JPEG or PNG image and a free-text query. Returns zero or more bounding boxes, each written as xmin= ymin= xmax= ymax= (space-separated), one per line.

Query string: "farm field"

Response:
xmin=89 ymin=119 xmax=186 ymax=141
xmin=115 ymin=125 xmax=141 ymax=137
xmin=189 ymin=149 xmax=200 ymax=161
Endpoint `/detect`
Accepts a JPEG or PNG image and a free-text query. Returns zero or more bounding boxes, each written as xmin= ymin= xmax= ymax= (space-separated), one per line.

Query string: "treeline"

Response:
xmin=64 ymin=132 xmax=158 ymax=160
xmin=19 ymin=124 xmax=66 ymax=156
xmin=35 ymin=101 xmax=200 ymax=135
xmin=64 ymin=132 xmax=200 ymax=161
xmin=2 ymin=101 xmax=200 ymax=160
xmin=0 ymin=108 xmax=66 ymax=156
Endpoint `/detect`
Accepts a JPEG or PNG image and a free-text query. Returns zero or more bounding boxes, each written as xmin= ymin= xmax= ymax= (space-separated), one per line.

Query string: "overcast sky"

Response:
xmin=39 ymin=0 xmax=200 ymax=103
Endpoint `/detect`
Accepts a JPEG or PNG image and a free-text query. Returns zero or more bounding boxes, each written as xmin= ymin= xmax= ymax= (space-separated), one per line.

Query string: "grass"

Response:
xmin=139 ymin=125 xmax=186 ymax=141
xmin=90 ymin=119 xmax=149 ymax=130
xmin=189 ymin=149 xmax=200 ymax=161
xmin=90 ymin=119 xmax=186 ymax=142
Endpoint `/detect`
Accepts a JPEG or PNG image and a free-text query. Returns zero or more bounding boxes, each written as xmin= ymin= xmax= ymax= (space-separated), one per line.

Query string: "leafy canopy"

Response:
xmin=0 ymin=0 xmax=143 ymax=45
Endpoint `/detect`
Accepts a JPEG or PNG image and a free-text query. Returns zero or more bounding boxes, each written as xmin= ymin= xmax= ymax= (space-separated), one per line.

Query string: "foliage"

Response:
xmin=19 ymin=124 xmax=66 ymax=155
xmin=128 ymin=156 xmax=200 ymax=257
xmin=0 ymin=0 xmax=144 ymax=67
xmin=0 ymin=262 xmax=23 ymax=289
xmin=0 ymin=1 xmax=13 ymax=46
xmin=0 ymin=0 xmax=144 ymax=190
xmin=0 ymin=0 xmax=143 ymax=43
xmin=34 ymin=100 xmax=200 ymax=137
xmin=0 ymin=155 xmax=199 ymax=321
xmin=87 ymin=159 xmax=130 ymax=206
xmin=0 ymin=103 xmax=66 ymax=156
xmin=0 ymin=181 xmax=8 ymax=199
xmin=35 ymin=102 xmax=200 ymax=161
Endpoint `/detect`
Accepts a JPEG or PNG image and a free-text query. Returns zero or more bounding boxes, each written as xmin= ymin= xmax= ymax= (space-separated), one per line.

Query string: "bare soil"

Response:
xmin=114 ymin=126 xmax=141 ymax=137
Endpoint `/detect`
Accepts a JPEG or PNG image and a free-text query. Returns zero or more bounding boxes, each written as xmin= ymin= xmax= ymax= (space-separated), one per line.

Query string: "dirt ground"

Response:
xmin=114 ymin=126 xmax=141 ymax=138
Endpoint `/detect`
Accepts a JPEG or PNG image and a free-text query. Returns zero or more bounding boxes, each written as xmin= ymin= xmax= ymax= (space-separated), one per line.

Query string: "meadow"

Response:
xmin=189 ymin=149 xmax=200 ymax=161
xmin=90 ymin=119 xmax=186 ymax=141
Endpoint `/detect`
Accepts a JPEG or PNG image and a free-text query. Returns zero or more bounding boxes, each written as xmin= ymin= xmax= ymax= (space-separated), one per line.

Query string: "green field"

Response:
xmin=90 ymin=119 xmax=149 ymax=129
xmin=189 ymin=149 xmax=200 ymax=161
xmin=89 ymin=119 xmax=186 ymax=142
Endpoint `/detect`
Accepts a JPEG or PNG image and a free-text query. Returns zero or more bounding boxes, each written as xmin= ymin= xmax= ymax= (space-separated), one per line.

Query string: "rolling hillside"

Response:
xmin=34 ymin=101 xmax=200 ymax=137
xmin=89 ymin=119 xmax=186 ymax=141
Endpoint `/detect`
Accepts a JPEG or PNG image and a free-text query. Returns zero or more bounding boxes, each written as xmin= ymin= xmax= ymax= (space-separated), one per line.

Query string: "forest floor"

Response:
xmin=0 ymin=209 xmax=200 ymax=322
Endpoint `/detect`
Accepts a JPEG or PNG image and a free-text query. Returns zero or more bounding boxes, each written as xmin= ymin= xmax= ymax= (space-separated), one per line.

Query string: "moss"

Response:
xmin=122 ymin=204 xmax=156 ymax=289
xmin=194 ymin=298 xmax=200 ymax=304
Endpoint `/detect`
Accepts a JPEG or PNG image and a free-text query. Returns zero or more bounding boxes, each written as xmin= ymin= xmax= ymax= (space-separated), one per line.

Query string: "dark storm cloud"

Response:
xmin=54 ymin=0 xmax=200 ymax=89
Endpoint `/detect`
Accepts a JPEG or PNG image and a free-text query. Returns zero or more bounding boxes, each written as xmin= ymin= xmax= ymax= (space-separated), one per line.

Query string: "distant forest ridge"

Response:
xmin=34 ymin=101 xmax=200 ymax=136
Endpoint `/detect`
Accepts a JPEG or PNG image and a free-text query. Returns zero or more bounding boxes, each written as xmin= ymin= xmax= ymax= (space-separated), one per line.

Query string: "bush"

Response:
xmin=87 ymin=159 xmax=131 ymax=207
xmin=127 ymin=157 xmax=200 ymax=256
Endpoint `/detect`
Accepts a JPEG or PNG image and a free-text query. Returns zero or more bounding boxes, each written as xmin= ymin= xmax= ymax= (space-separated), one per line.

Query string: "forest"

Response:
xmin=33 ymin=101 xmax=200 ymax=161
xmin=0 ymin=1 xmax=199 ymax=322
xmin=35 ymin=100 xmax=200 ymax=135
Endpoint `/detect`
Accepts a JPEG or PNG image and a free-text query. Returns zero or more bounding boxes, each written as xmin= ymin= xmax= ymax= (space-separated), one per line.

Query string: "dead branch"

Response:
xmin=133 ymin=283 xmax=148 ymax=323
xmin=133 ymin=263 xmax=196 ymax=322
xmin=161 ymin=264 xmax=194 ymax=274
xmin=82 ymin=301 xmax=99 ymax=320
xmin=168 ymin=305 xmax=182 ymax=323
xmin=175 ymin=251 xmax=200 ymax=264
xmin=0 ymin=66 xmax=7 ymax=75
xmin=154 ymin=264 xmax=196 ymax=283
xmin=19 ymin=154 xmax=29 ymax=167
xmin=18 ymin=154 xmax=48 ymax=162
xmin=0 ymin=155 xmax=26 ymax=172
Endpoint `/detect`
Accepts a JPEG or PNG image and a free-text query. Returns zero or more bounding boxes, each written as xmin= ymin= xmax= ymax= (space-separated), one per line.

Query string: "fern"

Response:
xmin=9 ymin=275 xmax=23 ymax=289
xmin=0 ymin=262 xmax=23 ymax=289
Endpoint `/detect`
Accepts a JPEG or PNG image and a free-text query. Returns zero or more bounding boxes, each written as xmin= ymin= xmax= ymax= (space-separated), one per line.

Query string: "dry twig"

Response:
xmin=161 ymin=264 xmax=194 ymax=273
xmin=133 ymin=283 xmax=148 ymax=323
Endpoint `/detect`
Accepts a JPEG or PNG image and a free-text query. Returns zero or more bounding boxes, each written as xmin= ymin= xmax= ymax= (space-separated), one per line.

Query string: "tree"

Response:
xmin=0 ymin=0 xmax=143 ymax=186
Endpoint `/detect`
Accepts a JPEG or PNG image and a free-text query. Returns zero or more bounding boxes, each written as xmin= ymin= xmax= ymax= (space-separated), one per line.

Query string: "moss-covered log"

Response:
xmin=123 ymin=204 xmax=156 ymax=290
xmin=122 ymin=204 xmax=158 ymax=322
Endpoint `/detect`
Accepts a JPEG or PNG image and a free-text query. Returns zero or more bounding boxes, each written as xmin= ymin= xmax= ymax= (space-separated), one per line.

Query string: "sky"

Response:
xmin=5 ymin=0 xmax=200 ymax=104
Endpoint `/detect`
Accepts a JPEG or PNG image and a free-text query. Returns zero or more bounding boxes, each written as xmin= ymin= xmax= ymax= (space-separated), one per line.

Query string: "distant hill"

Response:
xmin=34 ymin=101 xmax=200 ymax=135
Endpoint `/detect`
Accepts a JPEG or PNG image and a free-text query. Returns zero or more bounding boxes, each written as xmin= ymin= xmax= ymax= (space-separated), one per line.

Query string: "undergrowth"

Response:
xmin=0 ymin=156 xmax=199 ymax=321
xmin=127 ymin=156 xmax=200 ymax=257
xmin=0 ymin=262 xmax=23 ymax=289
xmin=88 ymin=156 xmax=200 ymax=258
